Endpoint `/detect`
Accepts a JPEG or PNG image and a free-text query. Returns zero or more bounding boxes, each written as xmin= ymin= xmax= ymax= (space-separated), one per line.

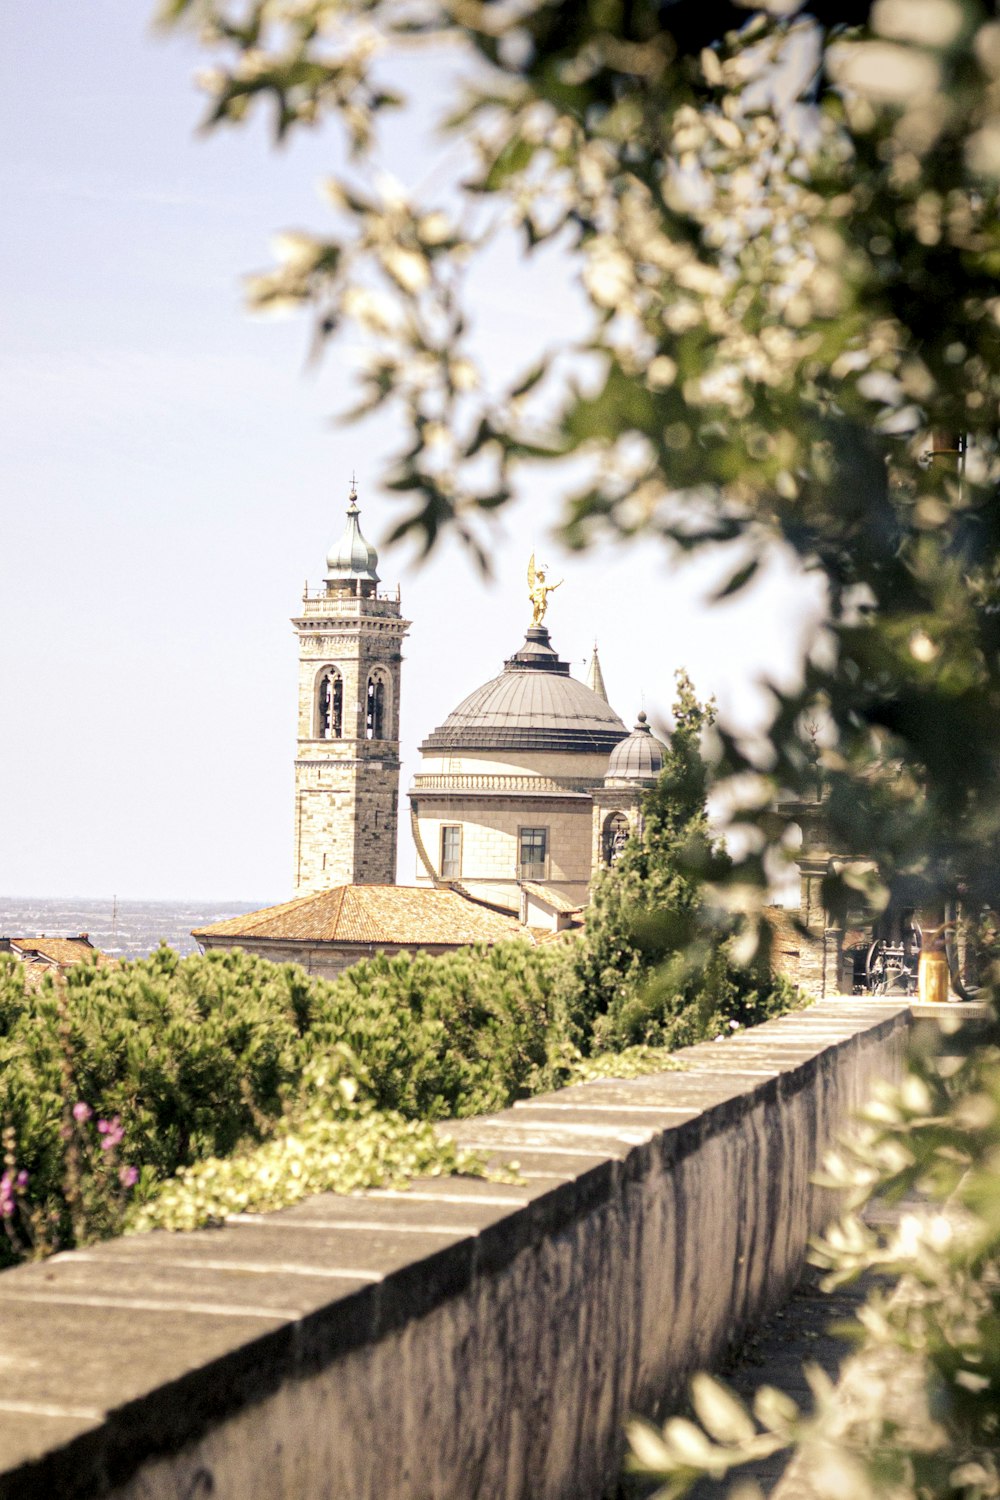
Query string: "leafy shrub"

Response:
xmin=560 ymin=1044 xmax=687 ymax=1085
xmin=0 ymin=936 xmax=577 ymax=1259
xmin=131 ymin=1104 xmax=488 ymax=1234
xmin=306 ymin=938 xmax=574 ymax=1119
xmin=130 ymin=1054 xmax=494 ymax=1233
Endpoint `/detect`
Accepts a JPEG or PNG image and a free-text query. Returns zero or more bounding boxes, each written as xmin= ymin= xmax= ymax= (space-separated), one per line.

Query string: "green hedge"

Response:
xmin=0 ymin=925 xmax=801 ymax=1261
xmin=0 ymin=938 xmax=575 ymax=1260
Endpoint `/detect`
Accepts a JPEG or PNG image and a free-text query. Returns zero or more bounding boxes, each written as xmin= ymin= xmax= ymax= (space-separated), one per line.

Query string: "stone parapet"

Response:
xmin=0 ymin=1000 xmax=913 ymax=1500
xmin=297 ymin=590 xmax=403 ymax=618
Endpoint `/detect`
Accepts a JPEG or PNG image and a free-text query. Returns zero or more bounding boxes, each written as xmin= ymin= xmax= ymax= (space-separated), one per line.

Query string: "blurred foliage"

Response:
xmin=156 ymin=0 xmax=1000 ymax=1491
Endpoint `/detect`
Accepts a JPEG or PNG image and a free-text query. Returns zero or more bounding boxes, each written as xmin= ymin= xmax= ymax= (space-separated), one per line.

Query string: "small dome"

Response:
xmin=605 ymin=712 xmax=667 ymax=784
xmin=325 ymin=485 xmax=380 ymax=583
xmin=420 ymin=626 xmax=628 ymax=754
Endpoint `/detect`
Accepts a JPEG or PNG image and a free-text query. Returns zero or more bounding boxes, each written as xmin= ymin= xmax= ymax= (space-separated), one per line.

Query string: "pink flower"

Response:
xmin=118 ymin=1165 xmax=138 ymax=1189
xmin=15 ymin=1171 xmax=28 ymax=1189
xmin=0 ymin=1172 xmax=14 ymax=1220
xmin=97 ymin=1116 xmax=124 ymax=1151
xmin=72 ymin=1102 xmax=92 ymax=1123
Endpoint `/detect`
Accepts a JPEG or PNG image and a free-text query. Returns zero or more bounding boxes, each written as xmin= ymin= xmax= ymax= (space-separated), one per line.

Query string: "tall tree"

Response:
xmin=572 ymin=673 xmax=759 ymax=1049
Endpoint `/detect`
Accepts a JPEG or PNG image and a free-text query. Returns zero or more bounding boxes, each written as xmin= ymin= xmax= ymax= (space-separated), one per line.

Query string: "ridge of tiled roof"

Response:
xmin=5 ymin=936 xmax=100 ymax=967
xmin=193 ymin=886 xmax=527 ymax=948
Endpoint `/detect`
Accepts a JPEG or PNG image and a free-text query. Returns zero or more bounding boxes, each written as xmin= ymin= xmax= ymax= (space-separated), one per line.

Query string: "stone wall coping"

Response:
xmin=0 ymin=998 xmax=913 ymax=1500
xmin=909 ymin=999 xmax=992 ymax=1020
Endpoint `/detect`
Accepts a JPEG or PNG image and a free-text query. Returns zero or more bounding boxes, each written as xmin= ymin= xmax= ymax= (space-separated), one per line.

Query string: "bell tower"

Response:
xmin=292 ymin=482 xmax=410 ymax=894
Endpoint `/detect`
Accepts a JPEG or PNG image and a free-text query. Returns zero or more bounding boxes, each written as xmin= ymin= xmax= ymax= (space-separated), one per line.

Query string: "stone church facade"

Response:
xmin=410 ymin=627 xmax=634 ymax=912
xmin=197 ymin=480 xmax=844 ymax=994
xmin=290 ymin=484 xmax=664 ymax=913
xmin=409 ymin=628 xmax=668 ymax=913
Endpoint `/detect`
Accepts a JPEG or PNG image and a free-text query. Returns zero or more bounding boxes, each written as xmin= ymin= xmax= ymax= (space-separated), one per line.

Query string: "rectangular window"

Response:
xmin=440 ymin=825 xmax=462 ymax=879
xmin=519 ymin=826 xmax=548 ymax=881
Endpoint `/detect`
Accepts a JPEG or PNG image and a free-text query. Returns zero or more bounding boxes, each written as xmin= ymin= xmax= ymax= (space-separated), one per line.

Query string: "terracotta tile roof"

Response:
xmin=193 ymin=886 xmax=528 ymax=949
xmin=4 ymin=936 xmax=100 ymax=967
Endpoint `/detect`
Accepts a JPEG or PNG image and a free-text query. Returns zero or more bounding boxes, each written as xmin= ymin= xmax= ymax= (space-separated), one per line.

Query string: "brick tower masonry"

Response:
xmin=292 ymin=485 xmax=410 ymax=894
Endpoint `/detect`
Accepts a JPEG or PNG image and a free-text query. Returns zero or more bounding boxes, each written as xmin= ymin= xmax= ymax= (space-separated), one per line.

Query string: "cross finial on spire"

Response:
xmin=327 ymin=479 xmax=380 ymax=583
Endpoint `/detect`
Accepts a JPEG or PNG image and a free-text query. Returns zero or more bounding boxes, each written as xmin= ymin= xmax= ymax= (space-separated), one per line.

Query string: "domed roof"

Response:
xmin=325 ymin=484 xmax=380 ymax=583
xmin=605 ymin=712 xmax=667 ymax=783
xmin=420 ymin=626 xmax=628 ymax=754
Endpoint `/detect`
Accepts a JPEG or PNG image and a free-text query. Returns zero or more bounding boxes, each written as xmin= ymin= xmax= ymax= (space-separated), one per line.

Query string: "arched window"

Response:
xmin=603 ymin=812 xmax=630 ymax=866
xmin=366 ymin=671 xmax=387 ymax=740
xmin=316 ymin=667 xmax=343 ymax=739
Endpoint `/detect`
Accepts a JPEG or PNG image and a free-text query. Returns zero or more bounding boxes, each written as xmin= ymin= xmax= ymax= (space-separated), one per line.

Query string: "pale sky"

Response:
xmin=0 ymin=2 xmax=825 ymax=902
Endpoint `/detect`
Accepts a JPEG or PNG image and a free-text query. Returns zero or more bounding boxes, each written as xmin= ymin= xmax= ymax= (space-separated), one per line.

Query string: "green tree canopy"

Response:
xmin=572 ymin=672 xmax=718 ymax=1035
xmin=571 ymin=672 xmax=790 ymax=1048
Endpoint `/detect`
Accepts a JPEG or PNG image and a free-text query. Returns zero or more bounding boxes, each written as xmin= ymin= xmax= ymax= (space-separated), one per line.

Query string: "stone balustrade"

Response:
xmin=410 ymin=773 xmax=595 ymax=795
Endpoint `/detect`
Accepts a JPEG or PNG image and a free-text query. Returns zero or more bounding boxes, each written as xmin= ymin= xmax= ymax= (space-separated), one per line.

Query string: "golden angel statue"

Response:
xmin=527 ymin=553 xmax=562 ymax=627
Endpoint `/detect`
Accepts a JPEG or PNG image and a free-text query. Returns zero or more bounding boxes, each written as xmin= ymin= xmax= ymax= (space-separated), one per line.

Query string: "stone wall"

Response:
xmin=0 ymin=999 xmax=911 ymax=1500
xmin=412 ymin=794 xmax=594 ymax=899
xmin=764 ymin=905 xmax=843 ymax=1000
xmin=196 ymin=934 xmax=476 ymax=980
xmin=418 ymin=748 xmax=611 ymax=781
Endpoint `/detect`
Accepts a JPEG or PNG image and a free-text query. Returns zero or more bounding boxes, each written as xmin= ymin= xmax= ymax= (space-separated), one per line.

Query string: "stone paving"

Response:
xmin=685 ymin=1273 xmax=873 ymax=1497
xmin=686 ymin=1198 xmax=908 ymax=1499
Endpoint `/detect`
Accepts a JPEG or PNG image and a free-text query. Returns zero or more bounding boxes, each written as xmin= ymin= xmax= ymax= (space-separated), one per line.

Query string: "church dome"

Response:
xmin=420 ymin=626 xmax=628 ymax=754
xmin=605 ymin=712 xmax=667 ymax=783
xmin=325 ymin=485 xmax=380 ymax=583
